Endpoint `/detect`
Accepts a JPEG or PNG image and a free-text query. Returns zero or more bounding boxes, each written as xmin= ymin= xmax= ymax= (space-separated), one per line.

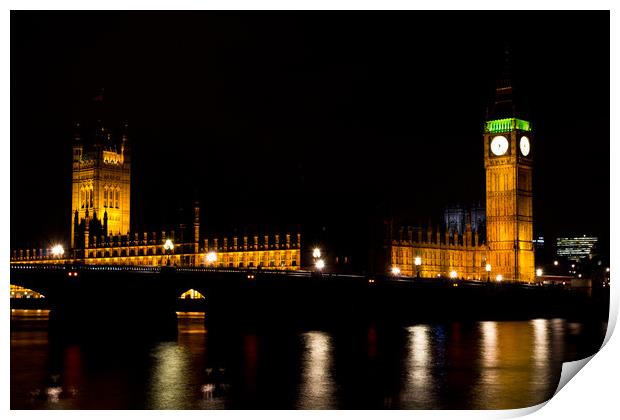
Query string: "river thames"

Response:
xmin=10 ymin=309 xmax=606 ymax=409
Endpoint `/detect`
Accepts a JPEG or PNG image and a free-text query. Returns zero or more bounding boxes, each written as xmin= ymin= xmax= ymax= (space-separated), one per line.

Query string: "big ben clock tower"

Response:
xmin=484 ymin=50 xmax=535 ymax=282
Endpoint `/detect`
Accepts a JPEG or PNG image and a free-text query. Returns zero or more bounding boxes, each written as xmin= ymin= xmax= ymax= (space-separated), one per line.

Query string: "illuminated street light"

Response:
xmin=51 ymin=245 xmax=64 ymax=258
xmin=606 ymin=267 xmax=610 ymax=273
xmin=206 ymin=251 xmax=217 ymax=265
xmin=553 ymin=260 xmax=559 ymax=266
xmin=449 ymin=270 xmax=458 ymax=279
xmin=391 ymin=266 xmax=401 ymax=276
xmin=414 ymin=256 xmax=422 ymax=278
xmin=163 ymin=239 xmax=174 ymax=266
xmin=536 ymin=268 xmax=543 ymax=277
xmin=496 ymin=274 xmax=503 ymax=282
xmin=485 ymin=263 xmax=492 ymax=282
xmin=315 ymin=259 xmax=325 ymax=270
xmin=312 ymin=248 xmax=322 ymax=259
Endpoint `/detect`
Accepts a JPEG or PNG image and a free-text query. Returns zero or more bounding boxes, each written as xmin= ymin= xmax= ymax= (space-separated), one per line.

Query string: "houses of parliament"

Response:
xmin=12 ymin=98 xmax=302 ymax=271
xmin=388 ymin=50 xmax=535 ymax=282
xmin=11 ymin=53 xmax=535 ymax=283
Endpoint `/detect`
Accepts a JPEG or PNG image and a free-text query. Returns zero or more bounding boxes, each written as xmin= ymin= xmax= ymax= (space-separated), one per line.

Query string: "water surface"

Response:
xmin=11 ymin=309 xmax=606 ymax=409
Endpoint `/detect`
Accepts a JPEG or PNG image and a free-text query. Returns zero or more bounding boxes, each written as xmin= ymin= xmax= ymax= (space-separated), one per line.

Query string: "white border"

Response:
xmin=3 ymin=2 xmax=617 ymax=420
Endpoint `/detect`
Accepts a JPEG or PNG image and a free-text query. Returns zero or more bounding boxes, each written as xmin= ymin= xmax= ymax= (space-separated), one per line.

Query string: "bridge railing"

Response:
xmin=9 ymin=263 xmax=312 ymax=276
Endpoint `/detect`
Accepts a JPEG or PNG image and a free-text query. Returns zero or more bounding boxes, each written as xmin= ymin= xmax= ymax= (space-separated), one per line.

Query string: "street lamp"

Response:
xmin=553 ymin=260 xmax=559 ymax=266
xmin=449 ymin=270 xmax=458 ymax=279
xmin=206 ymin=251 xmax=217 ymax=266
xmin=496 ymin=274 xmax=503 ymax=282
xmin=51 ymin=244 xmax=64 ymax=259
xmin=485 ymin=263 xmax=492 ymax=282
xmin=163 ymin=239 xmax=174 ymax=266
xmin=536 ymin=268 xmax=543 ymax=277
xmin=313 ymin=248 xmax=321 ymax=259
xmin=414 ymin=256 xmax=422 ymax=278
xmin=391 ymin=266 xmax=401 ymax=276
xmin=312 ymin=247 xmax=323 ymax=272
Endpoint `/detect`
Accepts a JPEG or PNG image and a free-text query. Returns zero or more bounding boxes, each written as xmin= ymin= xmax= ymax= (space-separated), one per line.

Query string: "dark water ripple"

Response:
xmin=10 ymin=309 xmax=606 ymax=409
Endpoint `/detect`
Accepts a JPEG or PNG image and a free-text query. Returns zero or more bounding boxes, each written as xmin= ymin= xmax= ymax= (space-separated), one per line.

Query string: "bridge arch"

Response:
xmin=10 ymin=284 xmax=46 ymax=299
xmin=179 ymin=289 xmax=205 ymax=299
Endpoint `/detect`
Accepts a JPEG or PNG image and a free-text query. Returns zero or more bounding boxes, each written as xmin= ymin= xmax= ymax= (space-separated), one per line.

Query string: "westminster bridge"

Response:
xmin=10 ymin=263 xmax=608 ymax=340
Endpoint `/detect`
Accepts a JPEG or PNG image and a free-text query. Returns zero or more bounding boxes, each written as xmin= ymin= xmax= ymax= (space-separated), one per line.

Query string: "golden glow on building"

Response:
xmin=389 ymin=114 xmax=535 ymax=282
xmin=390 ymin=227 xmax=488 ymax=280
xmin=11 ymin=232 xmax=302 ymax=271
xmin=71 ymin=122 xmax=131 ymax=247
xmin=10 ymin=112 xmax=303 ymax=271
xmin=484 ymin=120 xmax=535 ymax=282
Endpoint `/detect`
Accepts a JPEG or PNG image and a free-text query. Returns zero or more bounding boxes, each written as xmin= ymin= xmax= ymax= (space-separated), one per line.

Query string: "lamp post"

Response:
xmin=449 ymin=270 xmax=458 ymax=280
xmin=163 ymin=239 xmax=174 ymax=266
xmin=313 ymin=248 xmax=321 ymax=259
xmin=391 ymin=266 xmax=401 ymax=277
xmin=414 ymin=256 xmax=422 ymax=278
xmin=51 ymin=244 xmax=64 ymax=261
xmin=485 ymin=263 xmax=492 ymax=282
xmin=312 ymin=248 xmax=324 ymax=273
xmin=206 ymin=251 xmax=217 ymax=267
xmin=496 ymin=274 xmax=503 ymax=282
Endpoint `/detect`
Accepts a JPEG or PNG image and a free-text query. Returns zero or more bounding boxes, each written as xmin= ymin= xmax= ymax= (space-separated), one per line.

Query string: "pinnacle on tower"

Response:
xmin=488 ymin=45 xmax=516 ymax=119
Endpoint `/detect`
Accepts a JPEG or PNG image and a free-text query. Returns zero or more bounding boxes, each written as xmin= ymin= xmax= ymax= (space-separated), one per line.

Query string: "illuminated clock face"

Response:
xmin=490 ymin=136 xmax=509 ymax=156
xmin=520 ymin=136 xmax=530 ymax=156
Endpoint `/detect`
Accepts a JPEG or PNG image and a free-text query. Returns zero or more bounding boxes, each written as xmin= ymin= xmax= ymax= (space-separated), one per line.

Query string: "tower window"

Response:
xmin=104 ymin=187 xmax=108 ymax=208
xmin=115 ymin=189 xmax=120 ymax=208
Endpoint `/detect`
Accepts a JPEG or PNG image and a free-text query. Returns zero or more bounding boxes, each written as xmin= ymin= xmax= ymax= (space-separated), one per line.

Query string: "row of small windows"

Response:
xmin=80 ymin=186 xmax=120 ymax=209
xmin=85 ymin=248 xmax=298 ymax=267
xmin=393 ymin=248 xmax=484 ymax=268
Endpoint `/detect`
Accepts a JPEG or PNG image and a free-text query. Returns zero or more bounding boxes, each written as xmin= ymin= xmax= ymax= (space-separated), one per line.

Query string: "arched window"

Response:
xmin=80 ymin=188 xmax=85 ymax=208
xmin=90 ymin=186 xmax=94 ymax=208
xmin=115 ymin=188 xmax=120 ymax=208
xmin=103 ymin=187 xmax=108 ymax=208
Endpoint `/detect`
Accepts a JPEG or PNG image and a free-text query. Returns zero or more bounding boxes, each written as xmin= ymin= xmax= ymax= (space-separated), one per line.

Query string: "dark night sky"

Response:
xmin=10 ymin=11 xmax=609 ymax=253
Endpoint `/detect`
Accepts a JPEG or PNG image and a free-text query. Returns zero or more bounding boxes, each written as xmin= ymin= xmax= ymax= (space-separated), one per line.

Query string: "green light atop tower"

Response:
xmin=484 ymin=118 xmax=531 ymax=134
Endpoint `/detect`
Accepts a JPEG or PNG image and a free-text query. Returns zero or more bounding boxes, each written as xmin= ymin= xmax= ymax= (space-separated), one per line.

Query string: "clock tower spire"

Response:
xmin=489 ymin=46 xmax=517 ymax=119
xmin=483 ymin=48 xmax=535 ymax=282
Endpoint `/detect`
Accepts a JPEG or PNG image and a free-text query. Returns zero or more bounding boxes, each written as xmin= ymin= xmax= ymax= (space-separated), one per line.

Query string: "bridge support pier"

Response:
xmin=40 ymin=267 xmax=180 ymax=341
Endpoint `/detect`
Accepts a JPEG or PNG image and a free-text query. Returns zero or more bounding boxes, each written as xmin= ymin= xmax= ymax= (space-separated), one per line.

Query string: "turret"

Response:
xmin=103 ymin=210 xmax=109 ymax=237
xmin=193 ymin=202 xmax=200 ymax=253
xmin=426 ymin=221 xmax=433 ymax=244
xmin=465 ymin=223 xmax=472 ymax=247
xmin=72 ymin=122 xmax=83 ymax=162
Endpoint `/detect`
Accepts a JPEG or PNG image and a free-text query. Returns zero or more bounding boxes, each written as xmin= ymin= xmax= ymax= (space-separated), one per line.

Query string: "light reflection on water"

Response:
xmin=402 ymin=325 xmax=435 ymax=408
xmin=297 ymin=331 xmax=334 ymax=409
xmin=10 ymin=310 xmax=606 ymax=409
xmin=147 ymin=343 xmax=192 ymax=409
